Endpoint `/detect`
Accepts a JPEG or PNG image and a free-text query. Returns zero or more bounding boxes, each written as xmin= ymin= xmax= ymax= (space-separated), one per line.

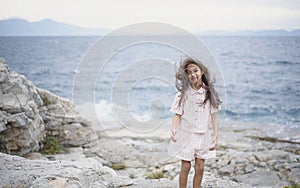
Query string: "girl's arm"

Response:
xmin=170 ymin=114 xmax=181 ymax=142
xmin=210 ymin=112 xmax=219 ymax=150
xmin=171 ymin=114 xmax=181 ymax=130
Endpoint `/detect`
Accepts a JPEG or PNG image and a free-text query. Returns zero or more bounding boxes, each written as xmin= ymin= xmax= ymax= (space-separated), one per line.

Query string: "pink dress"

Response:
xmin=168 ymin=86 xmax=219 ymax=161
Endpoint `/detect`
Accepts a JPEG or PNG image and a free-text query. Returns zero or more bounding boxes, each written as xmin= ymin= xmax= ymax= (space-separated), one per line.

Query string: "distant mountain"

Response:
xmin=197 ymin=29 xmax=300 ymax=36
xmin=1 ymin=18 xmax=299 ymax=36
xmin=0 ymin=18 xmax=108 ymax=36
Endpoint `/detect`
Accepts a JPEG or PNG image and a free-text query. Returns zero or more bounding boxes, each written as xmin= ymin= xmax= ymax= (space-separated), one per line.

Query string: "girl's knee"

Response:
xmin=194 ymin=164 xmax=204 ymax=172
xmin=181 ymin=160 xmax=191 ymax=172
xmin=194 ymin=158 xmax=205 ymax=172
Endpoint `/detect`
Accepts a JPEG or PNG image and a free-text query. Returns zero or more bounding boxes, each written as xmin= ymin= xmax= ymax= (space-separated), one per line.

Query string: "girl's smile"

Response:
xmin=185 ymin=64 xmax=203 ymax=89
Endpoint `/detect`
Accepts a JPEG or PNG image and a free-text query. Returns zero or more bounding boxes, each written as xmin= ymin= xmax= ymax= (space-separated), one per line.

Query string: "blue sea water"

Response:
xmin=0 ymin=36 xmax=299 ymax=130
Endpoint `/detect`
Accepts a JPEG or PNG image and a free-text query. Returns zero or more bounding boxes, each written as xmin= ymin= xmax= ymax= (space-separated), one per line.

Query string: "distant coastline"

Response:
xmin=0 ymin=18 xmax=108 ymax=36
xmin=0 ymin=18 xmax=300 ymax=36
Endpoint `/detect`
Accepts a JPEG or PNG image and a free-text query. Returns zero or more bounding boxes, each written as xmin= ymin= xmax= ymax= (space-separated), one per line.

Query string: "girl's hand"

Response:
xmin=209 ymin=136 xmax=218 ymax=151
xmin=170 ymin=129 xmax=177 ymax=142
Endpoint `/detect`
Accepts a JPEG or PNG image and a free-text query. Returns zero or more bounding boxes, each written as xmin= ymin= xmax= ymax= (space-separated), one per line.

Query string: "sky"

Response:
xmin=1 ymin=0 xmax=300 ymax=32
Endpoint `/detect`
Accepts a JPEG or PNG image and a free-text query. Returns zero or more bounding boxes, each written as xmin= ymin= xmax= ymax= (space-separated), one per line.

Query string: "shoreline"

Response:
xmin=75 ymin=101 xmax=300 ymax=142
xmin=92 ymin=118 xmax=300 ymax=143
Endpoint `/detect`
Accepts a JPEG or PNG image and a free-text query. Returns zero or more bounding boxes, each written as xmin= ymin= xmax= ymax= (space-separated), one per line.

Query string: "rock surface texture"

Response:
xmin=0 ymin=152 xmax=133 ymax=188
xmin=0 ymin=58 xmax=97 ymax=155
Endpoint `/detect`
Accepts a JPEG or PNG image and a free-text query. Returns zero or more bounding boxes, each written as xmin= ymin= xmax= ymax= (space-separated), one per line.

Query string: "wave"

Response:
xmin=223 ymin=110 xmax=239 ymax=116
xmin=219 ymin=51 xmax=235 ymax=57
xmin=32 ymin=69 xmax=50 ymax=75
xmin=224 ymin=110 xmax=266 ymax=117
xmin=130 ymin=85 xmax=172 ymax=92
xmin=94 ymin=100 xmax=168 ymax=122
xmin=284 ymin=107 xmax=300 ymax=116
xmin=224 ymin=107 xmax=275 ymax=117
xmin=250 ymin=88 xmax=276 ymax=95
xmin=275 ymin=60 xmax=297 ymax=65
xmin=237 ymin=60 xmax=299 ymax=66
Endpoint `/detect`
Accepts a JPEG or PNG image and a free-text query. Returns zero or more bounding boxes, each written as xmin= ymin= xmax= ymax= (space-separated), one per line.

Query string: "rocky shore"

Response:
xmin=1 ymin=123 xmax=299 ymax=187
xmin=1 ymin=58 xmax=300 ymax=187
xmin=0 ymin=58 xmax=97 ymax=156
xmin=97 ymin=122 xmax=300 ymax=188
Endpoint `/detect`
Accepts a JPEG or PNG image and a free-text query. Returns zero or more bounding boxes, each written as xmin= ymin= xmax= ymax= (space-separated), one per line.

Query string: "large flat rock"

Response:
xmin=234 ymin=170 xmax=281 ymax=187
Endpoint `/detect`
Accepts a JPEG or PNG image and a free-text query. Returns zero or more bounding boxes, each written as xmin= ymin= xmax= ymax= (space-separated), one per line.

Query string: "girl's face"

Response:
xmin=185 ymin=64 xmax=203 ymax=87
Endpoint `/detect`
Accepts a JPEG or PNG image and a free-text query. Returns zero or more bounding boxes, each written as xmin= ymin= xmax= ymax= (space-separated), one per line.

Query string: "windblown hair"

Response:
xmin=175 ymin=57 xmax=222 ymax=108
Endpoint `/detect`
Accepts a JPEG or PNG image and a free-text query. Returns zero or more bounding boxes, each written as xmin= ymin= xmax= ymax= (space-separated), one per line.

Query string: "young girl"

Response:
xmin=168 ymin=57 xmax=221 ymax=188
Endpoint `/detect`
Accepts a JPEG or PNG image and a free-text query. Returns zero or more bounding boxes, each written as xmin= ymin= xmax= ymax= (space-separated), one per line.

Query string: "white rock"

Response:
xmin=0 ymin=58 xmax=9 ymax=83
xmin=0 ymin=59 xmax=98 ymax=155
xmin=7 ymin=112 xmax=29 ymax=127
xmin=0 ymin=111 xmax=8 ymax=132
xmin=254 ymin=150 xmax=289 ymax=162
xmin=1 ymin=93 xmax=21 ymax=113
xmin=244 ymin=164 xmax=255 ymax=173
xmin=23 ymin=152 xmax=49 ymax=161
xmin=235 ymin=170 xmax=280 ymax=186
xmin=0 ymin=152 xmax=133 ymax=188
xmin=218 ymin=164 xmax=235 ymax=175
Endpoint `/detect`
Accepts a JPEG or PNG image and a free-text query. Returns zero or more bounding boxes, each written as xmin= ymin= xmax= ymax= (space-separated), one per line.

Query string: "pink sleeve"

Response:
xmin=170 ymin=92 xmax=183 ymax=115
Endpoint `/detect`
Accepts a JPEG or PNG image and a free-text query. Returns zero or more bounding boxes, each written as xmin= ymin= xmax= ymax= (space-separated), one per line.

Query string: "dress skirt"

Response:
xmin=168 ymin=126 xmax=216 ymax=161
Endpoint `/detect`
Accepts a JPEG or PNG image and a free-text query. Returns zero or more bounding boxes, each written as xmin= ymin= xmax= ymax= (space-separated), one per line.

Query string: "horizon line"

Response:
xmin=1 ymin=17 xmax=300 ymax=35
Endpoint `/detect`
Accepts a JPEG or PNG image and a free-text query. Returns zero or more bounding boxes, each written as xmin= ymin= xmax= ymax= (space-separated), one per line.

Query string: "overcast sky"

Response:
xmin=1 ymin=0 xmax=299 ymax=32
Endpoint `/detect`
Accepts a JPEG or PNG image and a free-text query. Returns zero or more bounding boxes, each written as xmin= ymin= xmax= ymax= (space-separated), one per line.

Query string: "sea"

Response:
xmin=0 ymin=35 xmax=299 ymax=134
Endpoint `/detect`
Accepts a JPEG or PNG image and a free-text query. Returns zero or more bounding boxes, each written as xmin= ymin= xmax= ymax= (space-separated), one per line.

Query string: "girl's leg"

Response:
xmin=193 ymin=158 xmax=205 ymax=188
xmin=179 ymin=160 xmax=191 ymax=188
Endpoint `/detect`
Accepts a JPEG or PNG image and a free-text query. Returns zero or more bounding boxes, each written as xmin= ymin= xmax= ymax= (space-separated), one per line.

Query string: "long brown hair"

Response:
xmin=175 ymin=57 xmax=222 ymax=108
